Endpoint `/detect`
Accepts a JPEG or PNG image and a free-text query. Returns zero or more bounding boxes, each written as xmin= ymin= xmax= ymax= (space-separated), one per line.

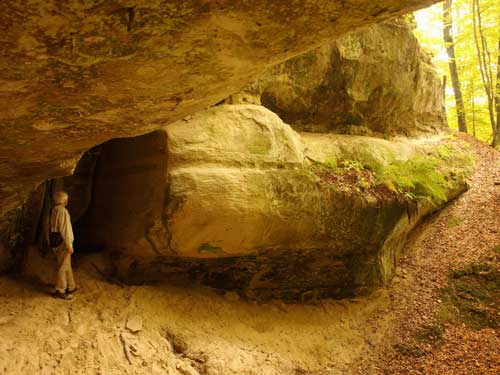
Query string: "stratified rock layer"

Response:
xmin=234 ymin=20 xmax=445 ymax=135
xmin=0 ymin=0 xmax=441 ymax=267
xmin=72 ymin=105 xmax=467 ymax=300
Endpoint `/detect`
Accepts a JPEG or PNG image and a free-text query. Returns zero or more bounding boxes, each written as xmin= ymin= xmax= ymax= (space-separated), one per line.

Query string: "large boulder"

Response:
xmin=73 ymin=105 xmax=469 ymax=300
xmin=233 ymin=20 xmax=446 ymax=135
xmin=0 ymin=0 xmax=442 ymax=266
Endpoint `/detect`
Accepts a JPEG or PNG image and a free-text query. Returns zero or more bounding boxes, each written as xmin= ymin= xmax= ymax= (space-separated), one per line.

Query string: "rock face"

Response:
xmin=68 ymin=105 xmax=468 ymax=300
xmin=233 ymin=20 xmax=445 ymax=135
xmin=0 ymin=0 xmax=442 ymax=265
xmin=2 ymin=0 xmax=464 ymax=301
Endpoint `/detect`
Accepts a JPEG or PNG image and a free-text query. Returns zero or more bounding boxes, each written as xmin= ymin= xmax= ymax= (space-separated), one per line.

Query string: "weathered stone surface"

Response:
xmin=0 ymin=0 xmax=442 ymax=267
xmin=126 ymin=315 xmax=143 ymax=333
xmin=72 ymin=105 xmax=468 ymax=299
xmin=3 ymin=149 xmax=101 ymax=268
xmin=54 ymin=148 xmax=101 ymax=223
xmin=234 ymin=20 xmax=446 ymax=135
xmin=2 ymin=182 xmax=48 ymax=271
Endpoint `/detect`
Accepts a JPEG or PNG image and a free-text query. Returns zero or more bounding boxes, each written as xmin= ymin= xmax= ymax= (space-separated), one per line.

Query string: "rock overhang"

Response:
xmin=0 ymin=0 xmax=441 ymax=242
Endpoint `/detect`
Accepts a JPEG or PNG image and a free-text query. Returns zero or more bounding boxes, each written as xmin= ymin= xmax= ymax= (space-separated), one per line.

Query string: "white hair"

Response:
xmin=53 ymin=190 xmax=69 ymax=205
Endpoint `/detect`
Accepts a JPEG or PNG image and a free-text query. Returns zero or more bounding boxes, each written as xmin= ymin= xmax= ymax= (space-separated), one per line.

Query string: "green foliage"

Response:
xmin=436 ymin=144 xmax=454 ymax=160
xmin=414 ymin=1 xmax=500 ymax=143
xmin=318 ymin=143 xmax=472 ymax=204
xmin=342 ymin=159 xmax=365 ymax=173
xmin=316 ymin=157 xmax=376 ymax=193
xmin=324 ymin=157 xmax=338 ymax=170
xmin=323 ymin=157 xmax=365 ymax=174
xmin=379 ymin=144 xmax=473 ymax=204
xmin=375 ymin=156 xmax=449 ymax=204
xmin=401 ymin=14 xmax=418 ymax=30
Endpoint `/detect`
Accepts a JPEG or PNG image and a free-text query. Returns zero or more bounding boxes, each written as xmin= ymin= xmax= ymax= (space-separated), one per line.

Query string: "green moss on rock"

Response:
xmin=375 ymin=156 xmax=449 ymax=204
xmin=315 ymin=141 xmax=473 ymax=206
xmin=198 ymin=242 xmax=225 ymax=255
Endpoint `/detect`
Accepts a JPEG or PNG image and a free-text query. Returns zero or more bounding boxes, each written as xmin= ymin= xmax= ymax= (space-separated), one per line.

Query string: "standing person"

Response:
xmin=50 ymin=191 xmax=77 ymax=300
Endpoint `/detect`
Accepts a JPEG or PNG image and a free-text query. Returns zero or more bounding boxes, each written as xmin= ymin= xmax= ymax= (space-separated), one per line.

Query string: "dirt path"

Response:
xmin=0 ymin=135 xmax=498 ymax=375
xmin=354 ymin=134 xmax=500 ymax=374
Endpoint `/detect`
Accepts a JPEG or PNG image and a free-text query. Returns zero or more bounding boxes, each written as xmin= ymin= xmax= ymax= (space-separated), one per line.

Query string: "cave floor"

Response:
xmin=0 ymin=255 xmax=392 ymax=375
xmin=0 ymin=134 xmax=498 ymax=375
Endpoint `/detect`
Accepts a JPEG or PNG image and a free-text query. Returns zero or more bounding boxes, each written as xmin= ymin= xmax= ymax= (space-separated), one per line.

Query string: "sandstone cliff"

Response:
xmin=2 ymin=1 xmax=471 ymax=301
xmin=230 ymin=20 xmax=445 ymax=136
xmin=0 ymin=1 xmax=441 ymax=257
xmin=28 ymin=104 xmax=469 ymax=300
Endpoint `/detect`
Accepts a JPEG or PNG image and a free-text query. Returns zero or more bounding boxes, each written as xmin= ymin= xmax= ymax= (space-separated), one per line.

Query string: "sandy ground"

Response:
xmin=0 ymin=134 xmax=498 ymax=375
xmin=0 ymin=253 xmax=395 ymax=375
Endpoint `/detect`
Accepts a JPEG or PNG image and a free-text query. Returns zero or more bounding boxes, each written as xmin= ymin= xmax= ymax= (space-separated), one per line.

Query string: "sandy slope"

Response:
xmin=355 ymin=134 xmax=500 ymax=374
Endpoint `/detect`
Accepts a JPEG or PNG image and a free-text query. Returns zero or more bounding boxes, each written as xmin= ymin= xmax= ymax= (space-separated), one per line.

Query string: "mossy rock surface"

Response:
xmin=76 ymin=106 xmax=471 ymax=300
xmin=24 ymin=105 xmax=472 ymax=300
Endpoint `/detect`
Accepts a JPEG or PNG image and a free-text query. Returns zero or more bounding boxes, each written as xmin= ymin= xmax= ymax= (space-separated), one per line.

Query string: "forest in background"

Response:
xmin=414 ymin=0 xmax=499 ymax=146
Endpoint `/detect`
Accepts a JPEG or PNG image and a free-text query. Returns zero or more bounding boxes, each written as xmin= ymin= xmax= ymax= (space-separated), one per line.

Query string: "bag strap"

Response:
xmin=49 ymin=205 xmax=55 ymax=233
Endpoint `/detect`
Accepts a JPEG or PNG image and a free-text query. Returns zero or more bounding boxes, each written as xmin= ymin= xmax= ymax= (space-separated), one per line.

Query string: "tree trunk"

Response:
xmin=494 ymin=31 xmax=500 ymax=147
xmin=443 ymin=74 xmax=447 ymax=103
xmin=473 ymin=0 xmax=496 ymax=144
xmin=471 ymin=81 xmax=476 ymax=138
xmin=442 ymin=75 xmax=448 ymax=123
xmin=443 ymin=0 xmax=467 ymax=133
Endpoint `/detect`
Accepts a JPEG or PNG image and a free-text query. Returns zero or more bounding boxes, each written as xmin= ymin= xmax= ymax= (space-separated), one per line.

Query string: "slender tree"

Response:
xmin=472 ymin=0 xmax=497 ymax=145
xmin=443 ymin=75 xmax=448 ymax=122
xmin=470 ymin=81 xmax=477 ymax=137
xmin=494 ymin=30 xmax=500 ymax=146
xmin=443 ymin=0 xmax=468 ymax=133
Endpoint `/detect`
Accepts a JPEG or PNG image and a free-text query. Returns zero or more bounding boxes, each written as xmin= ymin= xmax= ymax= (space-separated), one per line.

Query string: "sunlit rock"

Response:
xmin=231 ymin=20 xmax=446 ymax=135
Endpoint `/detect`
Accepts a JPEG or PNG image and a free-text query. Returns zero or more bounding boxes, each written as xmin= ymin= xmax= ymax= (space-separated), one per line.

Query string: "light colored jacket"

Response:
xmin=50 ymin=205 xmax=74 ymax=250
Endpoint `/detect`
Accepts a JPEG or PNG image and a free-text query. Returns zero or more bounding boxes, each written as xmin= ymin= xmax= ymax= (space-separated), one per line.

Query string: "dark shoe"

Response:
xmin=54 ymin=291 xmax=73 ymax=300
xmin=66 ymin=287 xmax=78 ymax=294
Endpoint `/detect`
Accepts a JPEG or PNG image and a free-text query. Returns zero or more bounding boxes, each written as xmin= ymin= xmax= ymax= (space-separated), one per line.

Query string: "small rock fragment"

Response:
xmin=176 ymin=362 xmax=200 ymax=375
xmin=126 ymin=315 xmax=143 ymax=333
